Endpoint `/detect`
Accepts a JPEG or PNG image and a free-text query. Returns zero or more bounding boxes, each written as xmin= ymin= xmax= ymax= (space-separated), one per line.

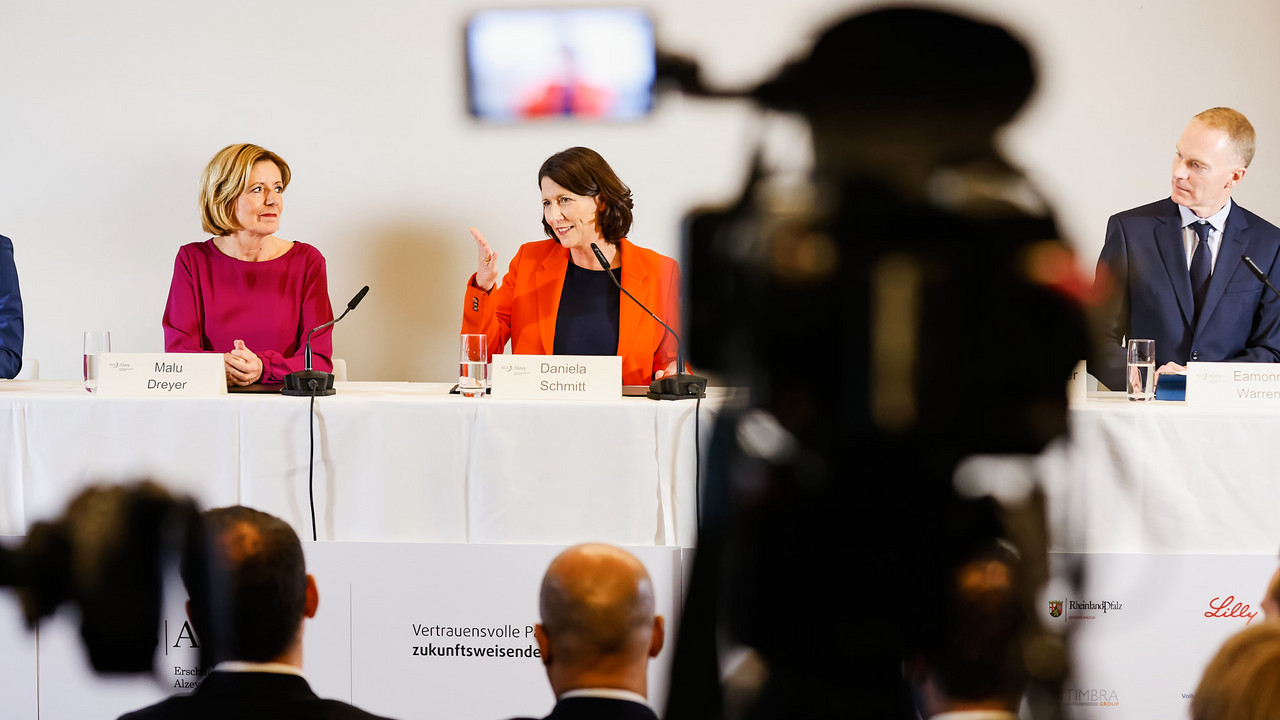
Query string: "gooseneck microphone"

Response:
xmin=1242 ymin=256 xmax=1280 ymax=300
xmin=282 ymin=285 xmax=370 ymax=397
xmin=591 ymin=243 xmax=707 ymax=400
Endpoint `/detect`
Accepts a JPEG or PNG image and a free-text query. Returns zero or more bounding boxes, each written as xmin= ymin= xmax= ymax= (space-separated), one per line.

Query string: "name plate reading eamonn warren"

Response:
xmin=1185 ymin=362 xmax=1280 ymax=406
xmin=490 ymin=354 xmax=621 ymax=400
xmin=97 ymin=353 xmax=227 ymax=397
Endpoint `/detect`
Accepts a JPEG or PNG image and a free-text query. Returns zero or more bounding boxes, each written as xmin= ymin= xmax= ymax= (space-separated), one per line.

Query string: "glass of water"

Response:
xmin=1127 ymin=338 xmax=1155 ymax=401
xmin=459 ymin=334 xmax=487 ymax=398
xmin=83 ymin=330 xmax=111 ymax=393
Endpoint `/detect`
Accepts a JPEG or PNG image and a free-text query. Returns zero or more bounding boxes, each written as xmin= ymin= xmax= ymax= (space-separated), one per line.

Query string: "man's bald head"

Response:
xmin=535 ymin=544 xmax=664 ymax=695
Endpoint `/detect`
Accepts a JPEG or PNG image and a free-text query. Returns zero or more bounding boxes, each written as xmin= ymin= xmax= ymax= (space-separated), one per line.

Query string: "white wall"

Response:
xmin=3 ymin=0 xmax=1278 ymax=381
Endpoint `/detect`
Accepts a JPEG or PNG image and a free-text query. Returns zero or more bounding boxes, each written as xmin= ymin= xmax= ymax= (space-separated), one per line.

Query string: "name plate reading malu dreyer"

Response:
xmin=97 ymin=353 xmax=227 ymax=397
xmin=489 ymin=354 xmax=622 ymax=400
xmin=1185 ymin=361 xmax=1280 ymax=406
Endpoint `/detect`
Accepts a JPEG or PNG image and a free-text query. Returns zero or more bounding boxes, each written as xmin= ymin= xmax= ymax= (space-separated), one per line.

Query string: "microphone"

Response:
xmin=591 ymin=243 xmax=706 ymax=400
xmin=282 ymin=285 xmax=370 ymax=397
xmin=1243 ymin=256 xmax=1280 ymax=300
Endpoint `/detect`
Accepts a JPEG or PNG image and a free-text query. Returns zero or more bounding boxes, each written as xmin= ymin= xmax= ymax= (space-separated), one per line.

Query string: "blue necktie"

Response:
xmin=1190 ymin=222 xmax=1213 ymax=323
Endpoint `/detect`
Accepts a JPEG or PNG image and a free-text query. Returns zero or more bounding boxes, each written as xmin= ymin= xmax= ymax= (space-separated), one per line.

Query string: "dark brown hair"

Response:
xmin=538 ymin=147 xmax=633 ymax=245
xmin=182 ymin=505 xmax=307 ymax=663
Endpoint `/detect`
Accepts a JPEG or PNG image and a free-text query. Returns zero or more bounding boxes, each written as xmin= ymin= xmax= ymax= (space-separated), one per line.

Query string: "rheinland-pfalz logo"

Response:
xmin=1064 ymin=688 xmax=1120 ymax=708
xmin=1048 ymin=599 xmax=1124 ymax=621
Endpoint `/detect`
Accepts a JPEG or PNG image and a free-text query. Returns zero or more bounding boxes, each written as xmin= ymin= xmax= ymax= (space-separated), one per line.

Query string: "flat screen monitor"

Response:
xmin=465 ymin=7 xmax=656 ymax=122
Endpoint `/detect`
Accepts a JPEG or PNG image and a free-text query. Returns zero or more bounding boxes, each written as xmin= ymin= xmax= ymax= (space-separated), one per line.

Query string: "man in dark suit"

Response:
xmin=513 ymin=544 xmax=664 ymax=720
xmin=0 ymin=234 xmax=22 ymax=379
xmin=1095 ymin=107 xmax=1280 ymax=390
xmin=119 ymin=506 xmax=395 ymax=720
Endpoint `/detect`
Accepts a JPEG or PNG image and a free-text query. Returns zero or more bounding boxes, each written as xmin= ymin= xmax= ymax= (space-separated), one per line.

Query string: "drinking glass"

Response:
xmin=83 ymin=330 xmax=111 ymax=393
xmin=1127 ymin=339 xmax=1155 ymax=401
xmin=459 ymin=334 xmax=488 ymax=397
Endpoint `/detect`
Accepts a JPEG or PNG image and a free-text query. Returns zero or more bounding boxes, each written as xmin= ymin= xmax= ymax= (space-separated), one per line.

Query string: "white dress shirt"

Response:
xmin=558 ymin=688 xmax=652 ymax=708
xmin=213 ymin=660 xmax=306 ymax=678
xmin=1179 ymin=200 xmax=1233 ymax=273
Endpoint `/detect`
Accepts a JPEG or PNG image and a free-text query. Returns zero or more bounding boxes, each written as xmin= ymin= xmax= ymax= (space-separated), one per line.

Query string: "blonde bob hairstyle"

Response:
xmin=199 ymin=143 xmax=291 ymax=236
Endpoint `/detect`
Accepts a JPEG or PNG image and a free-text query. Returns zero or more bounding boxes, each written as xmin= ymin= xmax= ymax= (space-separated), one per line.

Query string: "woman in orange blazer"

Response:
xmin=462 ymin=147 xmax=680 ymax=386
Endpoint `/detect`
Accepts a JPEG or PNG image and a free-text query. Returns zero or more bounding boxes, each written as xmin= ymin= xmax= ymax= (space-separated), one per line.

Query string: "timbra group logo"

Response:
xmin=1064 ymin=688 xmax=1120 ymax=708
xmin=1047 ymin=599 xmax=1123 ymax=620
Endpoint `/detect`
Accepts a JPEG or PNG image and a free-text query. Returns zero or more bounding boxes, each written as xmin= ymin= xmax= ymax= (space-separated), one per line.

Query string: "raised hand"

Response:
xmin=472 ymin=227 xmax=499 ymax=292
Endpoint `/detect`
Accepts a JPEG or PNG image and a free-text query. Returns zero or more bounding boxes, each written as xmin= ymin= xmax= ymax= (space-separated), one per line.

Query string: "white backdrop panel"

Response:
xmin=1048 ymin=553 xmax=1276 ymax=720
xmin=21 ymin=541 xmax=678 ymax=720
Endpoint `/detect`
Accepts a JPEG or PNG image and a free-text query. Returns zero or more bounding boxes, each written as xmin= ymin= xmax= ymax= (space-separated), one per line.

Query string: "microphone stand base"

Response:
xmin=647 ymin=373 xmax=708 ymax=400
xmin=282 ymin=370 xmax=336 ymax=397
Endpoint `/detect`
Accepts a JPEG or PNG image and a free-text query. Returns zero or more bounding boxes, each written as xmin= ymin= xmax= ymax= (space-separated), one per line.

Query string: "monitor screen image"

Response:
xmin=465 ymin=7 xmax=656 ymax=122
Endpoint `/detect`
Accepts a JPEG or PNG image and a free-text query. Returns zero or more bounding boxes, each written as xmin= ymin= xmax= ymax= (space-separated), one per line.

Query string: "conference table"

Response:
xmin=4 ymin=382 xmax=1280 ymax=553
xmin=0 ymin=380 xmax=731 ymax=547
xmin=1038 ymin=391 xmax=1280 ymax=555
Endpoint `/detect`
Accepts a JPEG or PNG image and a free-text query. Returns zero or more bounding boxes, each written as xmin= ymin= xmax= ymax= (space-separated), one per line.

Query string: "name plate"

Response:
xmin=489 ymin=354 xmax=621 ymax=400
xmin=97 ymin=353 xmax=227 ymax=397
xmin=1185 ymin=362 xmax=1280 ymax=406
xmin=1067 ymin=359 xmax=1087 ymax=405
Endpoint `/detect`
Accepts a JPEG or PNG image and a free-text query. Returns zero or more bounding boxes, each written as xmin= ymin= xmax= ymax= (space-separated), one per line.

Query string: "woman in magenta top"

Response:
xmin=163 ymin=143 xmax=333 ymax=386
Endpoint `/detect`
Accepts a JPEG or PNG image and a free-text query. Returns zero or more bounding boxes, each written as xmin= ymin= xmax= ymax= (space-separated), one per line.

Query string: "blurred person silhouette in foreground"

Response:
xmin=668 ymin=6 xmax=1087 ymax=719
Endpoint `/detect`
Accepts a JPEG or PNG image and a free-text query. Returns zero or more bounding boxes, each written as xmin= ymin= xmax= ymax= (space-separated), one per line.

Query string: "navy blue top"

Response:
xmin=553 ymin=262 xmax=622 ymax=356
xmin=0 ymin=235 xmax=23 ymax=379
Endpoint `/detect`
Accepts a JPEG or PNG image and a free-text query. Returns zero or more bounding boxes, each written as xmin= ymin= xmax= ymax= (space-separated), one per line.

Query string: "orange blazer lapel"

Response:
xmin=535 ymin=243 xmax=569 ymax=354
xmin=616 ymin=238 xmax=648 ymax=364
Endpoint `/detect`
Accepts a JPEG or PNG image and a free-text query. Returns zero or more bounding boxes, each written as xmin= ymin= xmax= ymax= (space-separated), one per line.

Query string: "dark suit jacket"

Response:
xmin=118 ymin=671 xmax=396 ymax=720
xmin=511 ymin=696 xmax=659 ymax=720
xmin=0 ymin=234 xmax=22 ymax=379
xmin=1095 ymin=198 xmax=1280 ymax=389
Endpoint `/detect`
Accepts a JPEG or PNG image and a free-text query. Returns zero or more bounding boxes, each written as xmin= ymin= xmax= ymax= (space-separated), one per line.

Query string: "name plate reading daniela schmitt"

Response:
xmin=96 ymin=353 xmax=227 ymax=397
xmin=489 ymin=354 xmax=622 ymax=400
xmin=1185 ymin=361 xmax=1280 ymax=407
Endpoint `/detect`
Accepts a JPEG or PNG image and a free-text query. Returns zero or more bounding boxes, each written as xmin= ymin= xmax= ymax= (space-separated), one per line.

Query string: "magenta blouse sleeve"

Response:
xmin=162 ymin=247 xmax=207 ymax=352
xmin=257 ymin=250 xmax=333 ymax=383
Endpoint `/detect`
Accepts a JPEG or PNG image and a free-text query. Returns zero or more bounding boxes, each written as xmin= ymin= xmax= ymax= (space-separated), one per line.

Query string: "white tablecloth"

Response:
xmin=8 ymin=382 xmax=1276 ymax=553
xmin=0 ymin=381 xmax=727 ymax=547
xmin=1039 ymin=393 xmax=1280 ymax=554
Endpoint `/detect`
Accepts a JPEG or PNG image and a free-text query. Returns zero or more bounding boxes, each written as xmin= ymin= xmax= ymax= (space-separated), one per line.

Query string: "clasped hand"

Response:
xmin=224 ymin=339 xmax=263 ymax=386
